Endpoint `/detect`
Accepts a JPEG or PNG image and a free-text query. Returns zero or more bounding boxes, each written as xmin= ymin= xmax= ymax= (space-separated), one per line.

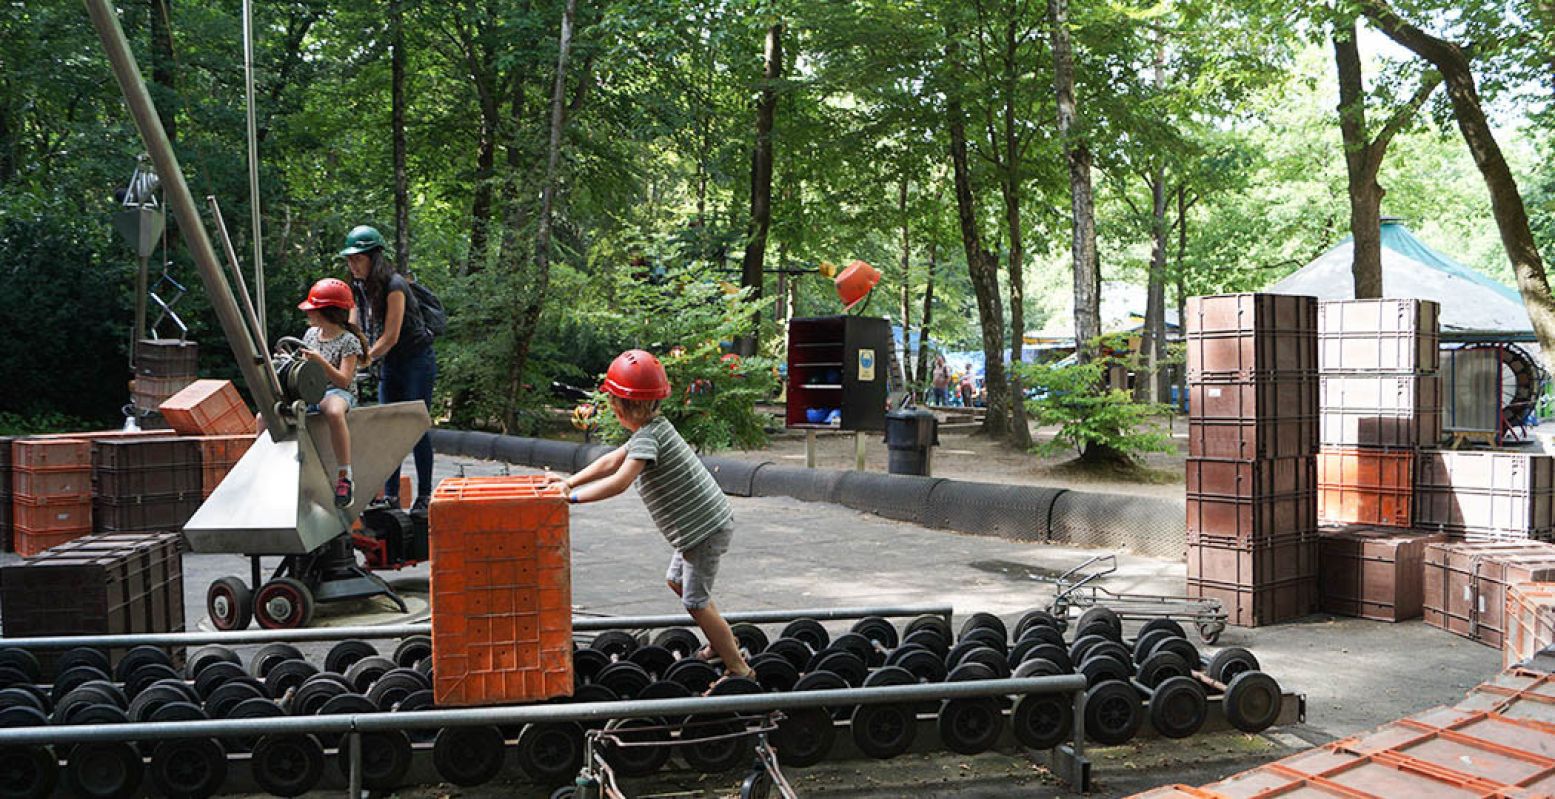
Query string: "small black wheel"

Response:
xmin=1011 ymin=693 xmax=1073 ymax=750
xmin=595 ymin=661 xmax=654 ymax=699
xmin=254 ymin=578 xmax=315 ymax=629
xmin=794 ymin=670 xmax=851 ymax=720
xmin=1136 ymin=650 xmax=1191 ymax=690
xmin=193 ymin=661 xmax=245 ymax=701
xmin=1016 ymin=624 xmax=1064 ymax=648
xmin=824 ymin=634 xmax=875 ymax=669
xmin=343 ymin=656 xmax=396 ymax=693
xmin=905 ymin=614 xmax=954 ymax=643
xmin=1224 ymin=671 xmax=1282 ymax=734
xmin=392 ymin=635 xmax=432 ymax=668
xmin=0 ymin=688 xmax=46 ymax=715
xmin=183 ymin=646 xmax=240 ymax=682
xmin=1198 ymin=621 xmax=1225 ymax=644
xmin=1078 ymin=654 xmax=1130 ymax=688
xmin=113 ymin=646 xmax=171 ymax=683
xmin=339 ymin=729 xmax=413 ymax=790
xmin=958 ymin=612 xmax=1007 ymax=642
xmin=65 ymin=741 xmax=142 ymax=799
xmin=1149 ymin=637 xmax=1201 ymax=671
xmin=223 ymin=697 xmax=283 ymax=754
xmin=588 ymin=630 xmax=638 ymax=659
xmin=938 ymin=697 xmax=1003 ymax=755
xmin=1207 ymin=647 xmax=1260 ymax=684
xmin=1149 ymin=676 xmax=1208 ymax=739
xmin=513 ymin=722 xmax=583 ymax=786
xmin=1067 ymin=635 xmax=1108 ymax=665
xmin=599 ymin=718 xmax=671 ymax=777
xmin=740 ymin=768 xmax=774 ymax=799
xmin=207 ymin=576 xmax=252 ymax=632
xmin=812 ymin=651 xmax=867 ymax=687
xmin=850 ymin=616 xmax=900 ymax=649
xmin=250 ymin=734 xmax=324 ymax=797
xmin=248 ymin=644 xmax=305 ymax=680
xmin=663 ymin=659 xmax=719 ymax=694
xmin=324 ymin=640 xmax=378 ymax=675
xmin=571 ymin=648 xmax=611 ymax=686
xmin=55 ymin=648 xmax=109 ymax=681
xmin=730 ymin=623 xmax=770 ymax=656
xmin=288 ymin=676 xmax=347 ymax=716
xmin=682 ymin=714 xmax=751 ymax=773
xmin=1084 ymin=680 xmax=1143 ymax=746
xmin=433 ymin=725 xmax=507 ymax=786
xmin=1075 ymin=607 xmax=1122 ymax=640
xmin=0 ymin=745 xmax=58 ymax=799
xmin=1013 ymin=609 xmax=1061 ymax=640
xmin=205 ymin=680 xmax=266 ymax=720
xmin=773 ymin=706 xmax=836 ymax=767
xmin=1132 ymin=630 xmax=1175 ymax=663
xmin=1138 ymin=617 xmax=1186 ymax=640
xmin=265 ymin=659 xmax=320 ymax=700
xmin=148 ymin=737 xmax=227 ymax=799
xmin=902 ymin=628 xmax=950 ymax=657
xmin=850 ymin=703 xmax=916 ymax=759
xmin=366 ymin=669 xmax=428 ymax=711
xmin=1014 ymin=658 xmax=1063 ymax=678
xmin=893 ymin=647 xmax=949 ymax=683
xmin=779 ymin=618 xmax=829 ymax=651
xmin=762 ymin=638 xmax=812 ymax=673
xmin=958 ymin=627 xmax=1009 ymax=656
xmin=628 ymin=644 xmax=676 ymax=678
xmin=549 ymin=787 xmax=578 ymax=799
xmin=750 ymin=655 xmax=800 ymax=692
xmin=650 ymin=627 xmax=703 ymax=658
xmin=393 ymin=690 xmax=438 ymax=743
xmin=0 ymin=651 xmax=40 ymax=685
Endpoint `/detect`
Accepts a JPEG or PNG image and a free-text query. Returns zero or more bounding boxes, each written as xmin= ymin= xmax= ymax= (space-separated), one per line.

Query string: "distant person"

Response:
xmin=341 ymin=225 xmax=437 ymax=515
xmin=550 ymin=350 xmax=755 ymax=690
xmin=930 ymin=355 xmax=950 ymax=406
xmin=959 ymin=365 xmax=976 ymax=408
xmin=296 ymin=278 xmax=367 ymax=508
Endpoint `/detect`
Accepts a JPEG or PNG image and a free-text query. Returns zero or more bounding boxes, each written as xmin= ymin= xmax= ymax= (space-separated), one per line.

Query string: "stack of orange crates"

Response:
xmin=159 ymin=380 xmax=255 ymax=436
xmin=428 ymin=476 xmax=573 ymax=707
xmin=10 ymin=439 xmax=94 ymax=556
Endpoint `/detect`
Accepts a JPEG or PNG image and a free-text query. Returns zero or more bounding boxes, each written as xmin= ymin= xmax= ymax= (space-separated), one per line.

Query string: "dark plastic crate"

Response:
xmin=1185 ymin=294 xmax=1318 ymax=379
xmin=1186 ymin=417 xmax=1318 ymax=460
xmin=1187 ymin=376 xmax=1317 ymax=422
xmin=92 ymin=437 xmax=201 ymax=471
xmin=0 ymin=492 xmax=10 ymax=553
xmin=94 ymin=463 xmax=203 ymax=499
xmin=93 ymin=493 xmax=201 ymax=533
xmin=0 ymin=531 xmax=185 ymax=674
xmin=1186 ymin=490 xmax=1317 ymax=543
xmin=134 ymin=338 xmax=199 ymax=378
xmin=1185 ymin=457 xmax=1315 ymax=499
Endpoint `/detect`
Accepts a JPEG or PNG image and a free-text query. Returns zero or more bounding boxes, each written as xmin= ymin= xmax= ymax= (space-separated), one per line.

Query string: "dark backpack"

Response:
xmin=406 ymin=278 xmax=447 ymax=338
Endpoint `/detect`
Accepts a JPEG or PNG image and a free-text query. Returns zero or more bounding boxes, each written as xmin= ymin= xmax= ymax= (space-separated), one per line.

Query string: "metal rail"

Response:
xmin=0 ymin=604 xmax=953 ymax=649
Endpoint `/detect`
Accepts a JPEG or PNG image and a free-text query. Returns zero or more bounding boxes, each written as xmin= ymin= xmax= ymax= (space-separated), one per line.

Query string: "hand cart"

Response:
xmin=1048 ymin=554 xmax=1228 ymax=643
xmin=555 ymin=712 xmax=798 ymax=799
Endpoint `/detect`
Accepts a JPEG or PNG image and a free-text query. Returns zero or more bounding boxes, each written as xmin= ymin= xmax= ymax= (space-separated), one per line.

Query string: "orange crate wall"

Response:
xmin=1504 ymin=583 xmax=1555 ymax=669
xmin=429 ymin=476 xmax=572 ymax=707
xmin=159 ymin=380 xmax=255 ymax=436
xmin=1318 ymin=446 xmax=1413 ymax=527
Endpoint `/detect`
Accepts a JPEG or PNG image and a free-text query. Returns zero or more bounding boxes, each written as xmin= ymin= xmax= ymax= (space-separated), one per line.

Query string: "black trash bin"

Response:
xmin=885 ymin=409 xmax=938 ymax=476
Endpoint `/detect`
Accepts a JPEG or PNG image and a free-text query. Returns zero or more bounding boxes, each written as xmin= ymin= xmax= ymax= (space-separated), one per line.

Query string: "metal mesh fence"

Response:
xmin=833 ymin=472 xmax=944 ymax=524
xmin=749 ymin=465 xmax=847 ymax=503
xmin=923 ymin=481 xmax=1065 ymax=541
xmin=1049 ymin=491 xmax=1185 ymax=559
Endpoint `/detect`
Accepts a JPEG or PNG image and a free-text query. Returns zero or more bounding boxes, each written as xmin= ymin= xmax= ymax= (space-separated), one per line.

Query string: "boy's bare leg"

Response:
xmin=687 ymin=601 xmax=753 ymax=677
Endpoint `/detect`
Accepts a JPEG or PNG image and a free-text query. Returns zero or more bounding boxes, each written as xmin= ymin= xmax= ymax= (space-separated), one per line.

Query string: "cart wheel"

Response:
xmin=433 ymin=725 xmax=506 ymax=787
xmin=513 ymin=722 xmax=582 ymax=786
xmin=65 ymin=741 xmax=143 ymax=799
xmin=850 ymin=703 xmax=916 ymax=759
xmin=148 ymin=738 xmax=227 ymax=799
xmin=0 ymin=745 xmax=57 ymax=799
xmin=773 ymin=706 xmax=836 ymax=768
xmin=1011 ymin=693 xmax=1072 ymax=751
xmin=206 ymin=576 xmax=252 ymax=632
xmin=740 ymin=768 xmax=774 ymax=799
xmin=1224 ymin=671 xmax=1282 ymax=734
xmin=1149 ymin=676 xmax=1208 ymax=739
xmin=938 ymin=697 xmax=1004 ymax=755
xmin=600 ymin=717 xmax=671 ymax=778
xmin=254 ymin=578 xmax=315 ymax=630
xmin=338 ymin=729 xmax=413 ymax=790
xmin=1198 ymin=622 xmax=1224 ymax=645
xmin=250 ymin=734 xmax=324 ymax=798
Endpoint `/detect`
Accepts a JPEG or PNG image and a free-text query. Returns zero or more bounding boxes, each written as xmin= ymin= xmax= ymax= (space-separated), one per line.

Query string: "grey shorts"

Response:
xmin=666 ymin=521 xmax=734 ymax=610
xmin=309 ymin=387 xmax=357 ymax=413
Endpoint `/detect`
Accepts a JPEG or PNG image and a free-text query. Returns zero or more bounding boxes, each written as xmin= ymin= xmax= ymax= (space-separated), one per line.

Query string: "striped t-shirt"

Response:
xmin=626 ymin=415 xmax=732 ymax=551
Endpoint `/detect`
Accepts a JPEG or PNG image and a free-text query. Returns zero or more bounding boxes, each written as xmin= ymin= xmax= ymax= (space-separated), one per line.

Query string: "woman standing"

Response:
xmin=340 ymin=225 xmax=437 ymax=514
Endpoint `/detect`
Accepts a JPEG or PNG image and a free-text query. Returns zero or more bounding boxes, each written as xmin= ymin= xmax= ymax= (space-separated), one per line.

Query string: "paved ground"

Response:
xmin=0 ymin=452 xmax=1505 ymax=797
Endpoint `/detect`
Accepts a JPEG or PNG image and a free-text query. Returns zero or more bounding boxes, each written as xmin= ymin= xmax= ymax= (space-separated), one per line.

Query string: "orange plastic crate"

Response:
xmin=13 ymin=527 xmax=93 ymax=558
xmin=12 ymin=495 xmax=91 ymax=535
xmin=1318 ymin=446 xmax=1413 ymax=527
xmin=194 ymin=434 xmax=255 ymax=497
xmin=159 ymin=380 xmax=255 ymax=436
xmin=1504 ymin=582 xmax=1555 ymax=669
xmin=429 ymin=476 xmax=572 ymax=707
xmin=11 ymin=467 xmax=92 ymax=501
xmin=11 ymin=439 xmax=92 ymax=471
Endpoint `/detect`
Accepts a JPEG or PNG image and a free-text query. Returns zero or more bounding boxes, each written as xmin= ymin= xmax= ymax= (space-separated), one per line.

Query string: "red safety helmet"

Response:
xmin=298 ymin=278 xmax=354 ymax=311
xmin=601 ymin=349 xmax=672 ymax=400
xmin=835 ymin=260 xmax=880 ymax=311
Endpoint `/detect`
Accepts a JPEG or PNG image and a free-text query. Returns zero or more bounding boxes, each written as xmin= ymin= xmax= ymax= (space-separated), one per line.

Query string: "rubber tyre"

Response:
xmin=0 ymin=651 xmax=40 ymax=685
xmin=148 ymin=738 xmax=227 ymax=799
xmin=339 ymin=729 xmax=413 ymax=790
xmin=599 ymin=718 xmax=671 ymax=778
xmin=588 ymin=631 xmax=638 ymax=659
xmin=513 ymin=722 xmax=583 ymax=786
xmin=184 ymin=646 xmax=240 ymax=682
xmin=0 ymin=745 xmax=57 ymax=799
xmin=1076 ymin=607 xmax=1122 ymax=640
xmin=1011 ymin=693 xmax=1073 ymax=750
xmin=740 ymin=769 xmax=774 ymax=799
xmin=650 ymin=627 xmax=703 ymax=658
xmin=850 ymin=616 xmax=900 ymax=649
xmin=1207 ymin=647 xmax=1260 ymax=684
xmin=324 ymin=641 xmax=378 ymax=675
xmin=850 ymin=703 xmax=916 ymax=759
xmin=55 ymin=648 xmax=109 ymax=681
xmin=250 ymin=734 xmax=324 ymax=797
xmin=254 ymin=578 xmax=315 ymax=630
xmin=1013 ymin=608 xmax=1062 ymax=640
xmin=65 ymin=741 xmax=142 ymax=799
xmin=1138 ymin=617 xmax=1186 ymax=641
xmin=248 ymin=644 xmax=305 ymax=680
xmin=1149 ymin=676 xmax=1208 ymax=739
xmin=938 ymin=697 xmax=1003 ymax=755
xmin=729 ymin=623 xmax=769 ymax=656
xmin=206 ymin=576 xmax=252 ymax=632
xmin=265 ymin=659 xmax=320 ymax=700
xmin=958 ymin=612 xmax=1007 ymax=642
xmin=1136 ymin=650 xmax=1191 ymax=690
xmin=779 ymin=619 xmax=829 ymax=651
xmin=904 ymin=614 xmax=953 ymax=643
xmin=773 ymin=706 xmax=835 ymax=768
xmin=1084 ymin=680 xmax=1143 ymax=746
xmin=1224 ymin=671 xmax=1282 ymax=734
xmin=392 ymin=635 xmax=432 ymax=668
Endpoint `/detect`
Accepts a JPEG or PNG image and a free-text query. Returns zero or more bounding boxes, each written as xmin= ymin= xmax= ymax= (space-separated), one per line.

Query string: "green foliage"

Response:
xmin=1018 ymin=337 xmax=1172 ymax=463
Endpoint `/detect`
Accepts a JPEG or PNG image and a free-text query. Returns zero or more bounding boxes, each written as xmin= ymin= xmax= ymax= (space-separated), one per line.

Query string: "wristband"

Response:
xmin=569 ymin=491 xmax=580 ymax=504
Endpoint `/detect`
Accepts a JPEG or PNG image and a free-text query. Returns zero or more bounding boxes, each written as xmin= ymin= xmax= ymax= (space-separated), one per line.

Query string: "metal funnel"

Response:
xmin=183 ymin=401 xmax=432 ymax=555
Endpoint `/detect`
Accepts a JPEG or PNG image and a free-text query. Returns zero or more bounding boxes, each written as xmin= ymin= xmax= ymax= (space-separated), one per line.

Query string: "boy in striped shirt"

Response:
xmin=550 ymin=350 xmax=755 ymax=687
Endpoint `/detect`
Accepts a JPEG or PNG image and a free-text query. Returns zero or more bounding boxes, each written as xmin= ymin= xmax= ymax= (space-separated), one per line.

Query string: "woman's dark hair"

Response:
xmin=359 ymin=247 xmax=397 ymax=321
xmin=319 ymin=305 xmax=370 ymax=356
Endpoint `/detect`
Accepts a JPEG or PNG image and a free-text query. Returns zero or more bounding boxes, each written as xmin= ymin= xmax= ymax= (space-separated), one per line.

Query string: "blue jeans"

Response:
xmin=379 ymin=345 xmax=437 ymax=500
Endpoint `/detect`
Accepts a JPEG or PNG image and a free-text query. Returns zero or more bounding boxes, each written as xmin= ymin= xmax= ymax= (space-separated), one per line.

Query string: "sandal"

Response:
xmin=703 ymin=670 xmax=759 ymax=696
xmin=694 ymin=645 xmax=720 ymax=663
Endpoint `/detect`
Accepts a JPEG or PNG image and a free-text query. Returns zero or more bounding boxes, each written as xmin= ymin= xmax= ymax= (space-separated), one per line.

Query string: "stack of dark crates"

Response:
xmin=1184 ymin=293 xmax=1320 ymax=627
xmin=93 ymin=437 xmax=203 ymax=533
xmin=0 ymin=531 xmax=185 ymax=672
xmin=132 ymin=338 xmax=199 ymax=426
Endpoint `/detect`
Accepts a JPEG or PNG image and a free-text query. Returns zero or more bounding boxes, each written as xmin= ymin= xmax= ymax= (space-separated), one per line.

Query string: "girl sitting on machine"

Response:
xmin=295 ymin=277 xmax=367 ymax=508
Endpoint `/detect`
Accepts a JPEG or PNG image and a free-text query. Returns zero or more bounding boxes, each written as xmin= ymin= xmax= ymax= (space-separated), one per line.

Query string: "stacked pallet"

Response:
xmin=10 ymin=439 xmax=95 ymax=556
xmin=92 ymin=437 xmax=203 ymax=533
xmin=132 ymin=338 xmax=199 ymax=416
xmin=1183 ymin=293 xmax=1319 ymax=627
xmin=1316 ymin=299 xmax=1440 ymax=528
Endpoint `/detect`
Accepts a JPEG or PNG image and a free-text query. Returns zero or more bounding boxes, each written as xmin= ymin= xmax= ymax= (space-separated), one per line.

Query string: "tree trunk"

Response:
xmin=916 ymin=236 xmax=937 ymax=388
xmin=150 ymin=0 xmax=176 ymax=143
xmin=1142 ymin=38 xmax=1168 ymax=404
xmin=737 ymin=22 xmax=782 ymax=356
xmin=1175 ymin=186 xmax=1192 ymax=411
xmin=1000 ymin=16 xmax=1032 ymax=449
xmin=1333 ymin=22 xmax=1384 ymax=298
xmin=898 ymin=174 xmax=914 ymax=386
xmin=1048 ymin=0 xmax=1099 ymax=364
xmin=945 ymin=60 xmax=1010 ymax=439
xmin=466 ymin=108 xmax=497 ymax=274
xmin=391 ymin=0 xmax=409 ymax=267
xmin=502 ymin=0 xmax=576 ymax=431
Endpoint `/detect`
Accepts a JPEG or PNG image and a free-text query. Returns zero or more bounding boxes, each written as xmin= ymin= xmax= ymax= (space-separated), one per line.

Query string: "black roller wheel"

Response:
xmin=324 ymin=641 xmax=377 ymax=676
xmin=0 ymin=651 xmax=39 ymax=686
xmin=740 ymin=768 xmax=773 ymax=799
xmin=512 ymin=722 xmax=582 ymax=786
xmin=663 ymin=659 xmax=718 ymax=695
xmin=183 ymin=646 xmax=240 ymax=682
xmin=588 ymin=630 xmax=638 ymax=659
xmin=79 ymin=680 xmax=127 ymax=709
xmin=750 ymin=656 xmax=800 ymax=692
xmin=962 ymin=646 xmax=1011 ymax=679
xmin=248 ymin=644 xmax=305 ymax=680
xmin=1017 ymin=624 xmax=1065 ymax=648
xmin=596 ymin=661 xmax=654 ymax=699
xmin=680 ymin=715 xmax=750 ymax=773
xmin=773 ymin=706 xmax=835 ymax=768
xmin=343 ymin=656 xmax=396 ymax=693
xmin=959 ymin=627 xmax=1008 ymax=656
xmin=902 ymin=628 xmax=949 ymax=657
xmin=811 ymin=651 xmax=867 ymax=687
xmin=65 ymin=741 xmax=141 ymax=799
xmin=824 ymin=634 xmax=874 ymax=669
xmin=68 ymin=704 xmax=128 ymax=726
xmin=148 ymin=737 xmax=227 ymax=799
xmin=206 ymin=576 xmax=252 ymax=632
xmin=850 ymin=703 xmax=916 ymax=759
xmin=148 ymin=702 xmax=206 ymax=724
xmin=1013 ymin=609 xmax=1061 ymax=640
xmin=124 ymin=663 xmax=180 ymax=701
xmin=779 ymin=619 xmax=829 ymax=651
xmin=571 ymin=648 xmax=611 ymax=686
xmin=316 ymin=693 xmax=375 ymax=748
xmin=288 ymin=676 xmax=347 ymax=716
xmin=850 ymin=616 xmax=900 ymax=650
xmin=193 ymin=661 xmax=244 ymax=701
xmin=1014 ymin=658 xmax=1063 ymax=678
xmin=650 ymin=627 xmax=702 ymax=658
xmin=730 ymin=623 xmax=769 ymax=657
xmin=339 ymin=729 xmax=413 ymax=790
xmin=1132 ymin=630 xmax=1174 ymax=663
xmin=1067 ymin=634 xmax=1108 ymax=665
xmin=958 ymin=612 xmax=1007 ymax=642
xmin=1207 ymin=647 xmax=1260 ymax=684
xmin=265 ymin=659 xmax=319 ymax=700
xmin=1012 ymin=693 xmax=1073 ymax=750
xmin=250 ymin=734 xmax=324 ymax=797
xmin=127 ymin=684 xmax=184 ymax=723
xmin=946 ymin=662 xmax=996 ymax=683
xmin=1224 ymin=671 xmax=1282 ymax=734
xmin=904 ymin=614 xmax=953 ymax=643
xmin=892 ymin=648 xmax=948 ymax=683
xmin=1075 ymin=607 xmax=1122 ymax=640
xmin=1084 ymin=680 xmax=1142 ymax=746
xmin=366 ymin=669 xmax=428 ymax=711
xmin=0 ymin=668 xmax=30 ymax=692
xmin=627 ymin=645 xmax=675 ymax=678
xmin=1081 ymin=641 xmax=1132 ymax=670
xmin=392 ymin=635 xmax=432 ymax=668
xmin=393 ymin=690 xmax=438 ymax=744
xmin=51 ymin=666 xmax=109 ymax=705
xmin=1149 ymin=676 xmax=1208 ymax=739
xmin=254 ymin=578 xmax=315 ymax=630
xmin=1136 ymin=650 xmax=1191 ymax=689
xmin=793 ymin=670 xmax=850 ymax=720
xmin=0 ymin=746 xmax=57 ymax=799
xmin=1149 ymin=637 xmax=1200 ymax=670
xmin=55 ymin=648 xmax=109 ymax=681
xmin=53 ymin=686 xmax=116 ymax=724
xmin=1022 ymin=643 xmax=1073 ymax=673
xmin=763 ymin=638 xmax=812 ymax=673
xmin=0 ymin=689 xmax=45 ymax=715
xmin=599 ymin=718 xmax=671 ymax=778
xmin=0 ymin=706 xmax=46 ymax=729
xmin=206 ymin=680 xmax=266 ymax=720
xmin=1075 ymin=619 xmax=1118 ymax=644
xmin=938 ymin=697 xmax=1003 ymax=755
xmin=223 ymin=697 xmax=283 ymax=753
xmin=1138 ymin=617 xmax=1186 ymax=640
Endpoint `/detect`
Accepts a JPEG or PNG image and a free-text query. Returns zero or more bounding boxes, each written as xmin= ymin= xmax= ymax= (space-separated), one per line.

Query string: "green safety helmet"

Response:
xmin=338 ymin=225 xmax=386 ymax=257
